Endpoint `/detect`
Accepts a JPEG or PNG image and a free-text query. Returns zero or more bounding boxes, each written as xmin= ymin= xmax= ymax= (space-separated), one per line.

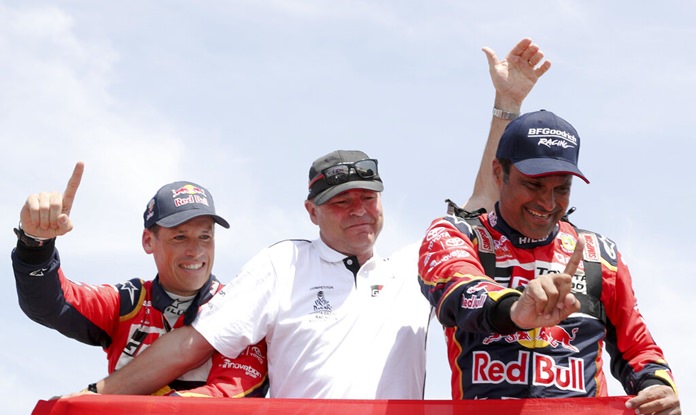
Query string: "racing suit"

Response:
xmin=12 ymin=239 xmax=269 ymax=397
xmin=418 ymin=203 xmax=676 ymax=399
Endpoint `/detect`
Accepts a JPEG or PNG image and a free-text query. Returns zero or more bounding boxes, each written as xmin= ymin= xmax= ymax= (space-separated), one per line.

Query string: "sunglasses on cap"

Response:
xmin=309 ymin=159 xmax=379 ymax=188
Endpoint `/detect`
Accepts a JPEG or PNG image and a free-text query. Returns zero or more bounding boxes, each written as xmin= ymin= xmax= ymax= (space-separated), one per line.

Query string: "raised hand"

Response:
xmin=483 ymin=37 xmax=552 ymax=111
xmin=510 ymin=238 xmax=584 ymax=329
xmin=20 ymin=162 xmax=84 ymax=239
xmin=462 ymin=38 xmax=553 ymax=213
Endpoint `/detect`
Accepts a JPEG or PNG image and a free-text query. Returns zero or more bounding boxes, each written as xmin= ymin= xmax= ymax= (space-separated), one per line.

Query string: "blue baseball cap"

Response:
xmin=496 ymin=110 xmax=589 ymax=183
xmin=143 ymin=181 xmax=230 ymax=229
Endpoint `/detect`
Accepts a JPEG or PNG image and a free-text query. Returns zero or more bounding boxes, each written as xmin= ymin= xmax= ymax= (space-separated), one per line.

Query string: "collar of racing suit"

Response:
xmin=489 ymin=203 xmax=560 ymax=249
xmin=151 ymin=275 xmax=220 ymax=325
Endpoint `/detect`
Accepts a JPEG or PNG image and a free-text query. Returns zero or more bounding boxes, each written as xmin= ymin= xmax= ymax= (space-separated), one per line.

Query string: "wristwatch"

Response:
xmin=13 ymin=227 xmax=53 ymax=248
xmin=492 ymin=107 xmax=520 ymax=120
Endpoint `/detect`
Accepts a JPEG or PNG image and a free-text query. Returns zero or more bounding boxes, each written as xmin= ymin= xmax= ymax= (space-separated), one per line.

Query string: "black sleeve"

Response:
xmin=12 ymin=243 xmax=112 ymax=348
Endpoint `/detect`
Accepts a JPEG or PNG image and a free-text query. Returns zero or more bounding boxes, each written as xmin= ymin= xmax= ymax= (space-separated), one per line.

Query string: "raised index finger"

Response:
xmin=564 ymin=237 xmax=585 ymax=276
xmin=62 ymin=161 xmax=84 ymax=216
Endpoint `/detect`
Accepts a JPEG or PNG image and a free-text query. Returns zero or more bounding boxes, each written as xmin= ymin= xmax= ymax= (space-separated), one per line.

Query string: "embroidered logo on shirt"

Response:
xmin=371 ymin=285 xmax=384 ymax=297
xmin=313 ymin=290 xmax=332 ymax=312
xmin=308 ymin=286 xmax=336 ymax=321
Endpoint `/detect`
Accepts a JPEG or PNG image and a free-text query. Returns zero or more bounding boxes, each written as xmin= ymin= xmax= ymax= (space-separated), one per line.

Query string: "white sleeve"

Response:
xmin=193 ymin=247 xmax=278 ymax=358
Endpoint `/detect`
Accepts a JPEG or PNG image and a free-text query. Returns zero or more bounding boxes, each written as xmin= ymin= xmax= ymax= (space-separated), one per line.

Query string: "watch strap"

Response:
xmin=14 ymin=227 xmax=54 ymax=248
xmin=492 ymin=107 xmax=520 ymax=120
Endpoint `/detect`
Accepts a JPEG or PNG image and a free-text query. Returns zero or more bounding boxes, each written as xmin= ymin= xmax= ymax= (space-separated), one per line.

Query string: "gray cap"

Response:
xmin=307 ymin=150 xmax=383 ymax=205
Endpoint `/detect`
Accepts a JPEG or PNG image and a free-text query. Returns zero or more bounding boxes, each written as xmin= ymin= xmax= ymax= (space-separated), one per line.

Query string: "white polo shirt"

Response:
xmin=193 ymin=238 xmax=432 ymax=399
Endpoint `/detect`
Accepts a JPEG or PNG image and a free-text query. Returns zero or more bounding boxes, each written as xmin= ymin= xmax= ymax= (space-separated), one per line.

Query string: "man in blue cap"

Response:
xmin=12 ymin=163 xmax=268 ymax=397
xmin=418 ymin=110 xmax=680 ymax=413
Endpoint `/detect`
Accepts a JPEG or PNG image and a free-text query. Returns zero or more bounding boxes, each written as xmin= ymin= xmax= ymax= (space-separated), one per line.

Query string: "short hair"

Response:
xmin=147 ymin=224 xmax=161 ymax=236
xmin=498 ymin=158 xmax=512 ymax=183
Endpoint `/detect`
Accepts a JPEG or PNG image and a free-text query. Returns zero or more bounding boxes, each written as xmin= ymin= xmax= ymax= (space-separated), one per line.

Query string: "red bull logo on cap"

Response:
xmin=171 ymin=184 xmax=210 ymax=208
xmin=171 ymin=184 xmax=207 ymax=197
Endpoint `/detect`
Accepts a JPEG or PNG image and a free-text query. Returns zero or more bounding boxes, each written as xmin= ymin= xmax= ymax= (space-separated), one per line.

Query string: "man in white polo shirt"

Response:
xmin=194 ymin=151 xmax=431 ymax=398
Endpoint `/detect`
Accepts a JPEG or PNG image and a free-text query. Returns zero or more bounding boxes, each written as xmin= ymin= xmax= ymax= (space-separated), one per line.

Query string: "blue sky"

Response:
xmin=1 ymin=2 xmax=693 ymax=414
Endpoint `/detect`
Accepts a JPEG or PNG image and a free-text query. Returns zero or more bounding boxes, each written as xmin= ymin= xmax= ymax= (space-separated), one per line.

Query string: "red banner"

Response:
xmin=33 ymin=395 xmax=634 ymax=415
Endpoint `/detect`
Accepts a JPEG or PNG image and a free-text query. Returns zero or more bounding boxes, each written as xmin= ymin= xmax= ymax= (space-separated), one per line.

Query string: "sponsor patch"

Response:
xmin=581 ymin=233 xmax=600 ymax=262
xmin=446 ymin=237 xmax=466 ymax=248
xmin=461 ymin=293 xmax=486 ymax=309
xmin=473 ymin=227 xmax=494 ymax=254
xmin=559 ymin=232 xmax=577 ymax=255
xmin=472 ymin=350 xmax=585 ymax=393
xmin=426 ymin=227 xmax=449 ymax=242
xmin=220 ymin=359 xmax=263 ymax=379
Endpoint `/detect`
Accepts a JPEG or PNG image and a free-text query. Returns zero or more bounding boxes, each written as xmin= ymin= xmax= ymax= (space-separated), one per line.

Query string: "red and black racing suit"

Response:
xmin=12 ymin=239 xmax=269 ymax=397
xmin=418 ymin=204 xmax=676 ymax=399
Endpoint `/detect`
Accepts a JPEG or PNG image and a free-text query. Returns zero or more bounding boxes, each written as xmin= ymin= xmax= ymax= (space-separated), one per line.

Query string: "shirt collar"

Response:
xmin=312 ymin=237 xmax=381 ymax=267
